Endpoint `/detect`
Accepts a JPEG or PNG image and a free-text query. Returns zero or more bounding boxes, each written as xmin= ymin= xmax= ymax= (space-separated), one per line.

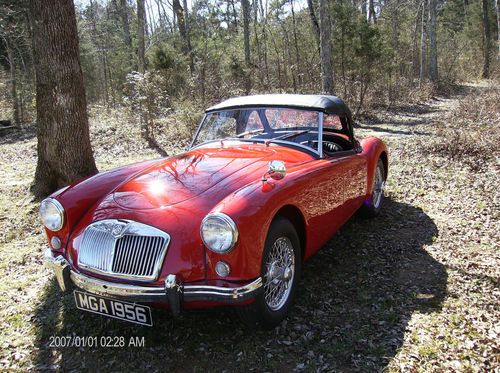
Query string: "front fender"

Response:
xmin=360 ymin=137 xmax=388 ymax=197
xmin=45 ymin=159 xmax=162 ymax=254
xmin=203 ymin=170 xmax=311 ymax=281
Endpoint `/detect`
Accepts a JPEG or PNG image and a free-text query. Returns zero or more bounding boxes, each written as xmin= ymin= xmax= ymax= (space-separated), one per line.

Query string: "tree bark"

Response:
xmin=307 ymin=0 xmax=320 ymax=46
xmin=242 ymin=0 xmax=251 ymax=66
xmin=482 ymin=0 xmax=491 ymax=77
xmin=496 ymin=0 xmax=500 ymax=60
xmin=429 ymin=0 xmax=438 ymax=82
xmin=137 ymin=0 xmax=146 ymax=73
xmin=119 ymin=0 xmax=132 ymax=49
xmin=368 ymin=0 xmax=377 ymax=23
xmin=419 ymin=0 xmax=428 ymax=83
xmin=319 ymin=0 xmax=334 ymax=94
xmin=182 ymin=0 xmax=194 ymax=72
xmin=4 ymin=38 xmax=20 ymax=126
xmin=29 ymin=0 xmax=98 ymax=199
xmin=172 ymin=0 xmax=193 ymax=71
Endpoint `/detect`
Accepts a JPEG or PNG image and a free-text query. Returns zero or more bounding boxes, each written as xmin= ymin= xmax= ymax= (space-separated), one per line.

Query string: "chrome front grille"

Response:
xmin=77 ymin=219 xmax=170 ymax=281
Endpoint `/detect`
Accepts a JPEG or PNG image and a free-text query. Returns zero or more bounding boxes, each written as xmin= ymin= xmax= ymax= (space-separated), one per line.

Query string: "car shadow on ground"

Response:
xmin=32 ymin=198 xmax=447 ymax=372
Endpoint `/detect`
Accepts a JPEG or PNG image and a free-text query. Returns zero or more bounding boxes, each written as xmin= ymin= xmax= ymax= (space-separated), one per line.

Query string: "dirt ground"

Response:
xmin=0 ymin=82 xmax=498 ymax=372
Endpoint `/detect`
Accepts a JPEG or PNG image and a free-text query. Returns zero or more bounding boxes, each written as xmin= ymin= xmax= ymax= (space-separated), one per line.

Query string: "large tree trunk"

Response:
xmin=420 ymin=0 xmax=428 ymax=83
xmin=29 ymin=0 xmax=98 ymax=199
xmin=482 ymin=0 xmax=491 ymax=77
xmin=242 ymin=0 xmax=251 ymax=66
xmin=137 ymin=0 xmax=146 ymax=73
xmin=319 ymin=0 xmax=334 ymax=94
xmin=429 ymin=0 xmax=438 ymax=82
xmin=119 ymin=0 xmax=132 ymax=49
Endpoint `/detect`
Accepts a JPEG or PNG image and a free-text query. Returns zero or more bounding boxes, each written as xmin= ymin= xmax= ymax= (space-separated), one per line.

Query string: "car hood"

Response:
xmin=112 ymin=146 xmax=279 ymax=209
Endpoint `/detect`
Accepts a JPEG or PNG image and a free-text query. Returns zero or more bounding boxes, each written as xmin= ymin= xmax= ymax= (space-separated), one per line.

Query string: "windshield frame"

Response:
xmin=189 ymin=107 xmax=326 ymax=158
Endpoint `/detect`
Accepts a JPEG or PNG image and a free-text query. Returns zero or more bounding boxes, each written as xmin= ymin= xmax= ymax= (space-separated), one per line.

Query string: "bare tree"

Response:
xmin=1 ymin=35 xmax=20 ymax=125
xmin=319 ymin=0 xmax=334 ymax=94
xmin=242 ymin=0 xmax=251 ymax=66
xmin=119 ymin=0 xmax=132 ymax=49
xmin=137 ymin=0 xmax=146 ymax=73
xmin=307 ymin=0 xmax=320 ymax=46
xmin=495 ymin=0 xmax=499 ymax=60
xmin=172 ymin=0 xmax=193 ymax=71
xmin=420 ymin=0 xmax=428 ymax=83
xmin=29 ymin=0 xmax=98 ymax=199
xmin=182 ymin=0 xmax=193 ymax=72
xmin=368 ymin=0 xmax=377 ymax=23
xmin=481 ymin=0 xmax=491 ymax=77
xmin=429 ymin=0 xmax=438 ymax=82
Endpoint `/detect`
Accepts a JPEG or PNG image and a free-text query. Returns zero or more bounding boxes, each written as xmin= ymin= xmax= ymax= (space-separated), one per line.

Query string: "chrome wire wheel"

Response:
xmin=372 ymin=165 xmax=385 ymax=209
xmin=264 ymin=236 xmax=295 ymax=311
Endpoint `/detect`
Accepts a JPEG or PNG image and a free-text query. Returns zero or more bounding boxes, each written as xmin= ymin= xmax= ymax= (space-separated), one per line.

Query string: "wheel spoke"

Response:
xmin=263 ymin=236 xmax=295 ymax=311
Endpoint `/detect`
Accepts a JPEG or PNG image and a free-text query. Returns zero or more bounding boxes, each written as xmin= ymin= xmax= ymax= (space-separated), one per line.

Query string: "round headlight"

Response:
xmin=40 ymin=198 xmax=64 ymax=231
xmin=200 ymin=213 xmax=238 ymax=253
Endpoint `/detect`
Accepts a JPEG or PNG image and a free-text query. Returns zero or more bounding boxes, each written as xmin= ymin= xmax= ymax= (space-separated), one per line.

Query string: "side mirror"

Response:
xmin=267 ymin=160 xmax=286 ymax=180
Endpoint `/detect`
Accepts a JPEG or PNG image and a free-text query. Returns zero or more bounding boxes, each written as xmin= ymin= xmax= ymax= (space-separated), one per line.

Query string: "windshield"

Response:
xmin=192 ymin=107 xmax=321 ymax=154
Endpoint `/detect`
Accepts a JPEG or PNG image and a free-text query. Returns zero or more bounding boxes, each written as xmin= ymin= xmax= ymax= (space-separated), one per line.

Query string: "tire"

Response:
xmin=359 ymin=158 xmax=386 ymax=218
xmin=238 ymin=217 xmax=301 ymax=329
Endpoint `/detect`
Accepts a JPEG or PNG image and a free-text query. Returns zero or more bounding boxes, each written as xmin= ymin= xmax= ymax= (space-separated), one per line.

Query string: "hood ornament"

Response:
xmin=262 ymin=160 xmax=286 ymax=182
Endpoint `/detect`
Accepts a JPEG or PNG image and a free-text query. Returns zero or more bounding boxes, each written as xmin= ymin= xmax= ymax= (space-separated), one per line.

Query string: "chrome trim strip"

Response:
xmin=318 ymin=112 xmax=324 ymax=158
xmin=191 ymin=138 xmax=321 ymax=158
xmin=45 ymin=250 xmax=263 ymax=304
xmin=189 ymin=113 xmax=207 ymax=149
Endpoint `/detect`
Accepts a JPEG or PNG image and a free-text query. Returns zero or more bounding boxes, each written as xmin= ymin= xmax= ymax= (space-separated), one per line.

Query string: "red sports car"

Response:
xmin=43 ymin=94 xmax=388 ymax=328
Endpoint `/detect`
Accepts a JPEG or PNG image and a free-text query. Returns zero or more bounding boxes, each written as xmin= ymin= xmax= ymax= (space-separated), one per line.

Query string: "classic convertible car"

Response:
xmin=43 ymin=94 xmax=388 ymax=328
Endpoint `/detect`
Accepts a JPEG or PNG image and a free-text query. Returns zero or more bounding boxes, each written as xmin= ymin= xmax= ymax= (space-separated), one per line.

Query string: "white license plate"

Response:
xmin=74 ymin=290 xmax=152 ymax=326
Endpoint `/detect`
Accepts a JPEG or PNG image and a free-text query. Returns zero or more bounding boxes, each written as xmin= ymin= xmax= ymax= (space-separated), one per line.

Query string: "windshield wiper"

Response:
xmin=265 ymin=130 xmax=309 ymax=146
xmin=235 ymin=128 xmax=265 ymax=138
xmin=220 ymin=129 xmax=266 ymax=147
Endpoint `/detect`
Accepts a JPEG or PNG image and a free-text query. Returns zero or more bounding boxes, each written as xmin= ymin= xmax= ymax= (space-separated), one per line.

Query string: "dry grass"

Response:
xmin=0 ymin=82 xmax=499 ymax=371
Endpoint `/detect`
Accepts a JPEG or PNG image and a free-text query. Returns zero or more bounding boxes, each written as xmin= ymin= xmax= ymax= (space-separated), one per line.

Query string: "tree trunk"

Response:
xmin=307 ymin=0 xmax=321 ymax=46
xmin=290 ymin=0 xmax=302 ymax=88
xmin=411 ymin=2 xmax=422 ymax=82
xmin=482 ymin=0 xmax=491 ymax=77
xmin=119 ymin=0 xmax=132 ymax=49
xmin=182 ymin=0 xmax=194 ymax=72
xmin=319 ymin=0 xmax=334 ymax=94
xmin=4 ymin=39 xmax=20 ymax=126
xmin=29 ymin=0 xmax=98 ymax=199
xmin=429 ymin=0 xmax=438 ymax=82
xmin=172 ymin=0 xmax=193 ymax=71
xmin=361 ymin=0 xmax=367 ymax=19
xmin=242 ymin=0 xmax=251 ymax=66
xmin=496 ymin=0 xmax=500 ymax=60
xmin=419 ymin=0 xmax=428 ymax=83
xmin=368 ymin=0 xmax=377 ymax=23
xmin=137 ymin=0 xmax=146 ymax=73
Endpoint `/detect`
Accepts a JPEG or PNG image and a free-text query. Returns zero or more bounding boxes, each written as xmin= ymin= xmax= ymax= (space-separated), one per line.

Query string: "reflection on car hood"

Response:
xmin=112 ymin=146 xmax=276 ymax=209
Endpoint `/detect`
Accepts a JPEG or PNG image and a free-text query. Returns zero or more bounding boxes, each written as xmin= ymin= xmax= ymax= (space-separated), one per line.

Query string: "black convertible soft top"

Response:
xmin=205 ymin=94 xmax=351 ymax=117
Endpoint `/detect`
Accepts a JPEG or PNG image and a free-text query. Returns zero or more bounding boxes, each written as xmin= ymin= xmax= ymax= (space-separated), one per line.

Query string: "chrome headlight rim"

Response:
xmin=40 ymin=198 xmax=65 ymax=231
xmin=200 ymin=212 xmax=239 ymax=254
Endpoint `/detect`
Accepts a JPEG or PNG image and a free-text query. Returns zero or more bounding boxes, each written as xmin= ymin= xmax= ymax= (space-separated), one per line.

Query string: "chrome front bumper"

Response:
xmin=44 ymin=249 xmax=262 ymax=315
